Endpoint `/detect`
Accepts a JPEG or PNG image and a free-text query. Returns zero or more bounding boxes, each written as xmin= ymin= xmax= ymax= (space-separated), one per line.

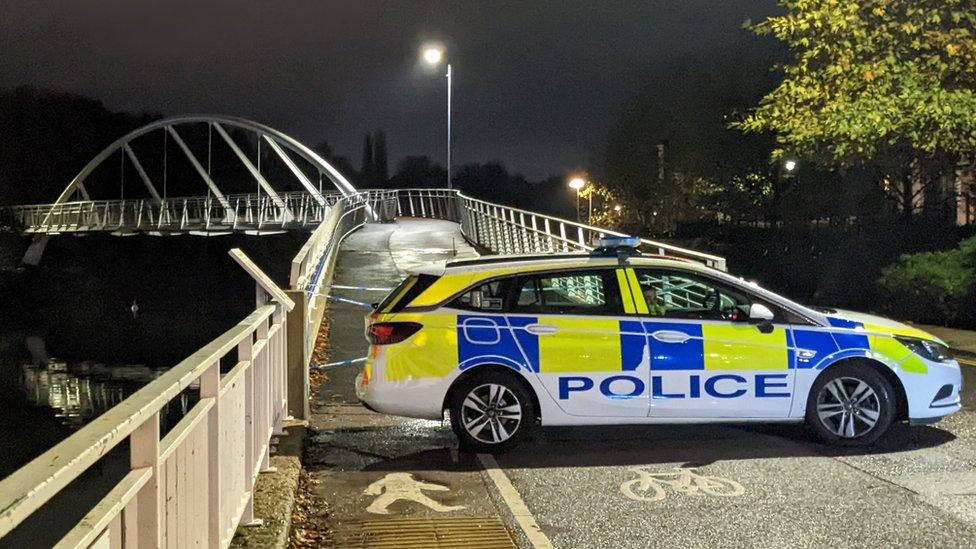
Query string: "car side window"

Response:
xmin=449 ymin=279 xmax=511 ymax=312
xmin=633 ymin=269 xmax=756 ymax=322
xmin=511 ymin=270 xmax=621 ymax=315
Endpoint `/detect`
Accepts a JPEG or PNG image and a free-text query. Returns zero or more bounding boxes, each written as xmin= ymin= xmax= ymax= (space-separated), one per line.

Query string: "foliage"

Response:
xmin=388 ymin=156 xmax=447 ymax=189
xmin=735 ymin=0 xmax=976 ymax=211
xmin=598 ymin=38 xmax=782 ymax=234
xmin=878 ymin=236 xmax=976 ymax=325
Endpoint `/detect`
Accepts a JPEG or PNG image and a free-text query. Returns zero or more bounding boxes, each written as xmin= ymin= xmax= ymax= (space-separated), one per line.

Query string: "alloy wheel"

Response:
xmin=460 ymin=383 xmax=522 ymax=444
xmin=816 ymin=376 xmax=881 ymax=438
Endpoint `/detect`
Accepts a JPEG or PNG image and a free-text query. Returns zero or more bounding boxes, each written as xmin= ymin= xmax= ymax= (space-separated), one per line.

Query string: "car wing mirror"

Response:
xmin=748 ymin=303 xmax=775 ymax=333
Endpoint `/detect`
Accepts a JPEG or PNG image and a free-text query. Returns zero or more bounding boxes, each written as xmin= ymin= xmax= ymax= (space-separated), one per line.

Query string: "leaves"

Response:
xmin=733 ymin=0 xmax=976 ymax=166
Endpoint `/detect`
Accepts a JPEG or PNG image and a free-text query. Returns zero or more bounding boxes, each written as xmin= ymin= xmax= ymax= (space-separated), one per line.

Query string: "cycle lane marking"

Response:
xmin=620 ymin=466 xmax=746 ymax=502
xmin=478 ymin=453 xmax=555 ymax=549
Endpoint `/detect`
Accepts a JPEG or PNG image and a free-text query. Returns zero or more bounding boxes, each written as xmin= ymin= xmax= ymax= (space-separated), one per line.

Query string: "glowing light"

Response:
xmin=784 ymin=159 xmax=797 ymax=172
xmin=569 ymin=177 xmax=586 ymax=190
xmin=614 ymin=204 xmax=622 ymax=212
xmin=422 ymin=46 xmax=444 ymax=66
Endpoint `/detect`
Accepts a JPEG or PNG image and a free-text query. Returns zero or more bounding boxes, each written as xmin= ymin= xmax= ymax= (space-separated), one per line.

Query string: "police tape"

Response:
xmin=310 ymin=356 xmax=367 ymax=370
xmin=325 ymin=284 xmax=394 ymax=292
xmin=326 ymin=295 xmax=374 ymax=308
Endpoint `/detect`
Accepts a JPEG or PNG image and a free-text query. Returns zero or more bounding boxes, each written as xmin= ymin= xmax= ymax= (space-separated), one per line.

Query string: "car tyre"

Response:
xmin=449 ymin=370 xmax=535 ymax=453
xmin=806 ymin=362 xmax=896 ymax=446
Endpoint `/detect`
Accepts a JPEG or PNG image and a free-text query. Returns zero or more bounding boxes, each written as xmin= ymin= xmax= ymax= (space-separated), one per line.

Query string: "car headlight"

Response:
xmin=895 ymin=336 xmax=953 ymax=363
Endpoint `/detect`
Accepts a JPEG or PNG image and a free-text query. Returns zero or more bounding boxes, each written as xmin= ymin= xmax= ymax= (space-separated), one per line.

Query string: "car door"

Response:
xmin=509 ymin=268 xmax=650 ymax=417
xmin=630 ymin=268 xmax=795 ymax=419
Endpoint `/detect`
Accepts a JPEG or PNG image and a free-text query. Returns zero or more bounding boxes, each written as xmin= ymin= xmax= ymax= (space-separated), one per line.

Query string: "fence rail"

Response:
xmin=6 ymin=191 xmax=349 ymax=234
xmin=391 ymin=188 xmax=727 ymax=271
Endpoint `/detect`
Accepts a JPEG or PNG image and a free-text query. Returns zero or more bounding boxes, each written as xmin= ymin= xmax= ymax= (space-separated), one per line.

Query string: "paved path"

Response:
xmin=917 ymin=324 xmax=976 ymax=358
xmin=307 ymin=219 xmax=976 ymax=548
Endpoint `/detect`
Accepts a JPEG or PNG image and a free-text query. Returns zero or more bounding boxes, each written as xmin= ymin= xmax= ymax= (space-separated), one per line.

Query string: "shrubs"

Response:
xmin=878 ymin=237 xmax=976 ymax=327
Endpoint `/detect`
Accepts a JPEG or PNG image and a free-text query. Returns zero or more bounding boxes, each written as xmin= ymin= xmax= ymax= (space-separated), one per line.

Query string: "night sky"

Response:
xmin=0 ymin=0 xmax=780 ymax=180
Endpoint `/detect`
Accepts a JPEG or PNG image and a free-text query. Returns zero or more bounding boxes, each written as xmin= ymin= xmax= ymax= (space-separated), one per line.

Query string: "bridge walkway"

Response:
xmin=303 ymin=218 xmax=976 ymax=549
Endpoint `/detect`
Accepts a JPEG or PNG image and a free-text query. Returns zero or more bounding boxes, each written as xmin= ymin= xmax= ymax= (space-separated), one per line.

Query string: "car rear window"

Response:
xmin=376 ymin=274 xmax=440 ymax=313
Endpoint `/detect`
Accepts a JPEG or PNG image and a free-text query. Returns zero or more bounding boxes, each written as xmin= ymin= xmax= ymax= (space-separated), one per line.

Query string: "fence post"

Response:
xmin=284 ymin=290 xmax=310 ymax=420
xmin=130 ymin=412 xmax=161 ymax=547
xmin=201 ymin=361 xmax=221 ymax=548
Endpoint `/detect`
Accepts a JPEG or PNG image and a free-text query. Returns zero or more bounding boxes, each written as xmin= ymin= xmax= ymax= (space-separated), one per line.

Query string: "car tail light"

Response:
xmin=367 ymin=322 xmax=422 ymax=345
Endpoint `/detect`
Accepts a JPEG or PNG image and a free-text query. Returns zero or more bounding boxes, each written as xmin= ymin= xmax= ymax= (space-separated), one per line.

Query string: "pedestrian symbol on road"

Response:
xmin=364 ymin=473 xmax=466 ymax=515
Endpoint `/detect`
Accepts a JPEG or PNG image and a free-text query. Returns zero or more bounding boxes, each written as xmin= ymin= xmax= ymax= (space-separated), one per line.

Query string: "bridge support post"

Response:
xmin=285 ymin=289 xmax=311 ymax=420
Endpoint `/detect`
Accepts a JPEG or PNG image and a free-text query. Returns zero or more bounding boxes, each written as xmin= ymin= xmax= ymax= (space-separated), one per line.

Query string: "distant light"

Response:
xmin=784 ymin=159 xmax=797 ymax=172
xmin=569 ymin=177 xmax=586 ymax=190
xmin=613 ymin=204 xmax=622 ymax=212
xmin=422 ymin=46 xmax=444 ymax=66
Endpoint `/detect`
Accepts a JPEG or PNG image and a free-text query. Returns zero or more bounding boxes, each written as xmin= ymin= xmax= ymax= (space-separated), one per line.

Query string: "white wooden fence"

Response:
xmin=0 ymin=250 xmax=294 ymax=548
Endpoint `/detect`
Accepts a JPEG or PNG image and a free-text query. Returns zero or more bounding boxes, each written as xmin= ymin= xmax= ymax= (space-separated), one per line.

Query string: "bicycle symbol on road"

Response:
xmin=620 ymin=466 xmax=745 ymax=502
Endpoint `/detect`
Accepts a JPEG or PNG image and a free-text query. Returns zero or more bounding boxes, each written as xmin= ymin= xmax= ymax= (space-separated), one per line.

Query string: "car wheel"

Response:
xmin=449 ymin=370 xmax=534 ymax=453
xmin=806 ymin=362 xmax=896 ymax=446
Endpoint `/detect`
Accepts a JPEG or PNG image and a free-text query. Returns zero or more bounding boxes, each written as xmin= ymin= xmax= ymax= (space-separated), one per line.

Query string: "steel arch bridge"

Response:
xmin=9 ymin=115 xmax=363 ymax=236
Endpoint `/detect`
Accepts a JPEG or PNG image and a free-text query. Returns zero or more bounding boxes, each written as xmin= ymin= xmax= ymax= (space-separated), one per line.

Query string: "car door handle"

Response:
xmin=525 ymin=323 xmax=558 ymax=335
xmin=651 ymin=330 xmax=691 ymax=344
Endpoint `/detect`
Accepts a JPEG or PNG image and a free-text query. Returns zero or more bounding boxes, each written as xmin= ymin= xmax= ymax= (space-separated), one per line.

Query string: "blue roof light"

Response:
xmin=593 ymin=236 xmax=640 ymax=249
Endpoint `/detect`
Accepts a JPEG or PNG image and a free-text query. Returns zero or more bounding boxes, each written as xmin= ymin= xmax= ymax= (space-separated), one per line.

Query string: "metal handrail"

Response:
xmin=390 ymin=188 xmax=727 ymax=271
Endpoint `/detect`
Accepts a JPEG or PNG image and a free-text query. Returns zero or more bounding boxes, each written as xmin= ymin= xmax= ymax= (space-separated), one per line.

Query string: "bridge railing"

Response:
xmin=289 ymin=190 xmax=397 ymax=355
xmin=281 ymin=190 xmax=398 ymax=419
xmin=0 ymin=251 xmax=294 ymax=548
xmin=7 ymin=191 xmax=349 ymax=234
xmin=391 ymin=188 xmax=728 ymax=271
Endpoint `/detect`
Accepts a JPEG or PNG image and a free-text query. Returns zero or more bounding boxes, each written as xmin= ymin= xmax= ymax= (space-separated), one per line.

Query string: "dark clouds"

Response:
xmin=0 ymin=0 xmax=779 ymax=180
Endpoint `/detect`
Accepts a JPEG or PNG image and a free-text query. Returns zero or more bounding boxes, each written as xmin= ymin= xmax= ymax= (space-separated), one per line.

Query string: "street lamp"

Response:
xmin=784 ymin=159 xmax=797 ymax=172
xmin=422 ymin=43 xmax=452 ymax=189
xmin=569 ymin=177 xmax=585 ymax=222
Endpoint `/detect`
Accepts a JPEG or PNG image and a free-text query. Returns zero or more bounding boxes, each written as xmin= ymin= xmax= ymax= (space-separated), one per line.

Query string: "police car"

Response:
xmin=356 ymin=237 xmax=962 ymax=452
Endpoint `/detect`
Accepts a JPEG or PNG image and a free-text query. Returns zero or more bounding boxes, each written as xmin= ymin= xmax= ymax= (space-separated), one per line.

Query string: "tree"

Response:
xmin=360 ymin=133 xmax=375 ymax=187
xmin=735 ymin=0 xmax=976 ymax=222
xmin=313 ymin=140 xmax=358 ymax=188
xmin=374 ymin=131 xmax=389 ymax=185
xmin=388 ymin=156 xmax=447 ymax=189
xmin=598 ymin=38 xmax=783 ymax=234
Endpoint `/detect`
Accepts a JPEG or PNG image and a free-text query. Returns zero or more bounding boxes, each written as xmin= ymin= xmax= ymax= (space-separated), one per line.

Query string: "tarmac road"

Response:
xmin=306 ymin=219 xmax=976 ymax=549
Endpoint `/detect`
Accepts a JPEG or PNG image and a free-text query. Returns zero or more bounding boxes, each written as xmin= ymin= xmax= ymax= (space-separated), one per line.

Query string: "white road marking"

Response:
xmin=478 ymin=453 xmax=555 ymax=549
xmin=620 ymin=466 xmax=745 ymax=502
xmin=363 ymin=472 xmax=466 ymax=515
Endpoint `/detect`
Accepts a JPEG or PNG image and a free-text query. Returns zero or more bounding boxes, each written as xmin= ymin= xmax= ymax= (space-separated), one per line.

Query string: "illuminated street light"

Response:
xmin=784 ymin=159 xmax=797 ymax=172
xmin=421 ymin=43 xmax=452 ymax=189
xmin=569 ymin=177 xmax=586 ymax=222
xmin=614 ymin=204 xmax=622 ymax=212
xmin=422 ymin=46 xmax=443 ymax=65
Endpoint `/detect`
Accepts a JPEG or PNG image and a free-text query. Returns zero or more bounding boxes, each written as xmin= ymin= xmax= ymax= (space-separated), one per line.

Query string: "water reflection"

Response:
xmin=19 ymin=361 xmax=168 ymax=428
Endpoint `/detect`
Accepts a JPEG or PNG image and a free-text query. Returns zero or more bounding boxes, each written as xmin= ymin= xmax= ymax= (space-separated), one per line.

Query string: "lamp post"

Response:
xmin=569 ymin=177 xmax=585 ymax=222
xmin=422 ymin=45 xmax=452 ymax=189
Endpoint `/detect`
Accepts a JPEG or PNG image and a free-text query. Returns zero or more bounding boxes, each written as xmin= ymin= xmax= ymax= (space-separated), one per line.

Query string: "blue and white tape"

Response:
xmin=325 ymin=284 xmax=394 ymax=292
xmin=311 ymin=356 xmax=367 ymax=370
xmin=326 ymin=295 xmax=374 ymax=308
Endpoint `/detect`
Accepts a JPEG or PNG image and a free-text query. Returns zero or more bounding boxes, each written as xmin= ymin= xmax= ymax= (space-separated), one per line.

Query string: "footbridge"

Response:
xmin=0 ymin=116 xmax=725 ymax=548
